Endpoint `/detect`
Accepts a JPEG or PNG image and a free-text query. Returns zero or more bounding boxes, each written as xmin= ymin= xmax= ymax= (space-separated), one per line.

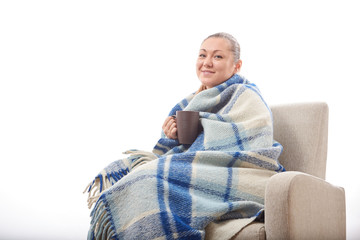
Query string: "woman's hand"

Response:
xmin=162 ymin=116 xmax=177 ymax=139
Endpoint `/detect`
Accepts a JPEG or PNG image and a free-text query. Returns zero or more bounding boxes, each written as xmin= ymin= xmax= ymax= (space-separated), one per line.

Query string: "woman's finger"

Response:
xmin=167 ymin=121 xmax=176 ymax=138
xmin=162 ymin=116 xmax=173 ymax=129
xmin=170 ymin=126 xmax=177 ymax=139
xmin=162 ymin=116 xmax=177 ymax=139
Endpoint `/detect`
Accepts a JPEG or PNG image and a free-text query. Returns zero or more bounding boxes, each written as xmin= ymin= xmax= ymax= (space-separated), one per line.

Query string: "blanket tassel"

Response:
xmin=84 ymin=150 xmax=158 ymax=209
xmin=84 ymin=169 xmax=126 ymax=209
xmin=88 ymin=197 xmax=116 ymax=240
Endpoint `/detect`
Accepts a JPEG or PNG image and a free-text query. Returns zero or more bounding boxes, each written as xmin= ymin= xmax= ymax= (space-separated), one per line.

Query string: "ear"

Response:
xmin=234 ymin=60 xmax=242 ymax=73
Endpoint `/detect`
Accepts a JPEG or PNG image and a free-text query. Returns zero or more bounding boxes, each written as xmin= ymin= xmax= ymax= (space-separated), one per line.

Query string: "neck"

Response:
xmin=196 ymin=85 xmax=208 ymax=94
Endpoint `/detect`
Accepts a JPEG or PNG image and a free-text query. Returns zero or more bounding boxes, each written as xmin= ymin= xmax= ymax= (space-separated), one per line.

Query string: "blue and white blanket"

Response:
xmin=85 ymin=74 xmax=284 ymax=240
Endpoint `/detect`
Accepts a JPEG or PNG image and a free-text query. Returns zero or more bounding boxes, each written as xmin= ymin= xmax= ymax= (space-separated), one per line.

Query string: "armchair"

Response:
xmin=232 ymin=102 xmax=346 ymax=239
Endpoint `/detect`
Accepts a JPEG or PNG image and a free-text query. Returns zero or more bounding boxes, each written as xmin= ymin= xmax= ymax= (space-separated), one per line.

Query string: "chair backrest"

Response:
xmin=271 ymin=102 xmax=329 ymax=179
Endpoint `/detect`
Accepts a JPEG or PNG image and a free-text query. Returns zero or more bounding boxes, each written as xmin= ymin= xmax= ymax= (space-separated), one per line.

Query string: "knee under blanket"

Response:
xmin=84 ymin=74 xmax=284 ymax=240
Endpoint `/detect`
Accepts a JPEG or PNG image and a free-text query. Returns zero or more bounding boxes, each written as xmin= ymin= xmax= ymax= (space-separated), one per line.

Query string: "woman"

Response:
xmin=163 ymin=33 xmax=242 ymax=140
xmin=85 ymin=33 xmax=284 ymax=240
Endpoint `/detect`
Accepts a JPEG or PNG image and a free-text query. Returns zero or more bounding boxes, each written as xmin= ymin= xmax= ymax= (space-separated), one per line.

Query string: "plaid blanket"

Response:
xmin=85 ymin=74 xmax=284 ymax=240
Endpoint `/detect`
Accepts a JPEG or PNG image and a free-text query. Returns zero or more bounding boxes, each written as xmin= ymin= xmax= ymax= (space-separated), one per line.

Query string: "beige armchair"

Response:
xmin=233 ymin=102 xmax=346 ymax=239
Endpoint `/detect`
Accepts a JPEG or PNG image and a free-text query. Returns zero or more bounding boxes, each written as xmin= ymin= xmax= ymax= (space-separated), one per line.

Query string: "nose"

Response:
xmin=203 ymin=56 xmax=213 ymax=68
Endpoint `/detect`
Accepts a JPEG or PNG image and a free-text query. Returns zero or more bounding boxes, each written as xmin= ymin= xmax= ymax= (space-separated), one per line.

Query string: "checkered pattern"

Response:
xmin=86 ymin=74 xmax=284 ymax=240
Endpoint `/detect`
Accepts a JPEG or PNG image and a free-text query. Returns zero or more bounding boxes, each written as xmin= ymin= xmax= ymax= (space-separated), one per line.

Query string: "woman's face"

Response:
xmin=196 ymin=37 xmax=242 ymax=89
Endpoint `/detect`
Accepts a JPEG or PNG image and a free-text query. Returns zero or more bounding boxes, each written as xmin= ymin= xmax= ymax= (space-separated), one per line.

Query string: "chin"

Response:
xmin=199 ymin=79 xmax=213 ymax=88
xmin=201 ymin=79 xmax=225 ymax=88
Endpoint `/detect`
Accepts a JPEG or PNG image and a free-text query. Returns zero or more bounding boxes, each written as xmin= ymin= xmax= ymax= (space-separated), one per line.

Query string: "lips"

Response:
xmin=201 ymin=70 xmax=215 ymax=76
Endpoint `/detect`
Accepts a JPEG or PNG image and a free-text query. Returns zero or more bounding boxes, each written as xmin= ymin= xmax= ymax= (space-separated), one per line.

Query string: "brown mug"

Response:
xmin=176 ymin=111 xmax=200 ymax=145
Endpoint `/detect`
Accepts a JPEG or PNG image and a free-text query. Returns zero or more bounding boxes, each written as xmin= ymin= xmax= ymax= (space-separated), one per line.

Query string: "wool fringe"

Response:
xmin=84 ymin=171 xmax=111 ymax=209
xmin=84 ymin=150 xmax=158 ymax=209
xmin=87 ymin=197 xmax=116 ymax=240
xmin=124 ymin=149 xmax=158 ymax=169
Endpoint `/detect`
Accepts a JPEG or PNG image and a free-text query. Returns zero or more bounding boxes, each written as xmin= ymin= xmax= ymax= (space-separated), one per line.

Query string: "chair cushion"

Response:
xmin=231 ymin=222 xmax=266 ymax=240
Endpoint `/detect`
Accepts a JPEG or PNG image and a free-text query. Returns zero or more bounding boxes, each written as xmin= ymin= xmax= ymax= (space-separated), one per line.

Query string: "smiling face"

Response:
xmin=196 ymin=37 xmax=242 ymax=89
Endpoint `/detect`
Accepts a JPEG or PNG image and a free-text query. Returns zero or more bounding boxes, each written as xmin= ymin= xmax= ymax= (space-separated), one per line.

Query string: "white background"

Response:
xmin=1 ymin=0 xmax=359 ymax=239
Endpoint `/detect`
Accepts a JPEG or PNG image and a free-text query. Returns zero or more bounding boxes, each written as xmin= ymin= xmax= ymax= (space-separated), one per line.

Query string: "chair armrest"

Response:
xmin=264 ymin=171 xmax=346 ymax=240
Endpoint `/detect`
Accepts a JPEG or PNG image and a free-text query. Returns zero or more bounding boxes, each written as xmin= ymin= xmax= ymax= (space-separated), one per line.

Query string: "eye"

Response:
xmin=199 ymin=54 xmax=206 ymax=58
xmin=214 ymin=55 xmax=223 ymax=59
